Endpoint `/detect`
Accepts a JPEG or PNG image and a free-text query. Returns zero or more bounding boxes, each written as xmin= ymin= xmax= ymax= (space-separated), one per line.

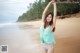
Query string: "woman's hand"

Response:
xmin=50 ymin=0 xmax=54 ymax=5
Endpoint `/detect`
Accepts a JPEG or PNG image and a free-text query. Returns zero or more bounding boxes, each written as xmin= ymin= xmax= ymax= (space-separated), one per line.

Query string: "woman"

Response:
xmin=40 ymin=0 xmax=57 ymax=53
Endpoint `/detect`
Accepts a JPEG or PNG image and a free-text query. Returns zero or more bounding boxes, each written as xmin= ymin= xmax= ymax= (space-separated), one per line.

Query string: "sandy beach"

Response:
xmin=0 ymin=17 xmax=80 ymax=53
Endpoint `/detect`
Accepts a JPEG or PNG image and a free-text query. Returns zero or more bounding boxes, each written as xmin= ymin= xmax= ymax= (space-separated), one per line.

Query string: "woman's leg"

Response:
xmin=48 ymin=44 xmax=54 ymax=53
xmin=48 ymin=48 xmax=54 ymax=53
xmin=45 ymin=50 xmax=48 ymax=53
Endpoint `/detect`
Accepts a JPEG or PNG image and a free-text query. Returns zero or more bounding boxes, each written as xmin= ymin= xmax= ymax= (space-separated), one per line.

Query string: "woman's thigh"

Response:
xmin=47 ymin=44 xmax=54 ymax=53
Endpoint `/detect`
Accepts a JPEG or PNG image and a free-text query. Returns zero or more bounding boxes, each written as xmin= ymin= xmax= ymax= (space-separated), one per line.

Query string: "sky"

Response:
xmin=0 ymin=0 xmax=36 ymax=23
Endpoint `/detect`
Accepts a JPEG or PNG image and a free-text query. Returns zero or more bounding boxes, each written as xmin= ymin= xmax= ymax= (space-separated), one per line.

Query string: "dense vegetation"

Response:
xmin=17 ymin=0 xmax=80 ymax=22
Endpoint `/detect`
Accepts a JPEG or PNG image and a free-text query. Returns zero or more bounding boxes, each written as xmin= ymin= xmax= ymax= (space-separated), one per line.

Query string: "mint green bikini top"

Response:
xmin=40 ymin=23 xmax=56 ymax=44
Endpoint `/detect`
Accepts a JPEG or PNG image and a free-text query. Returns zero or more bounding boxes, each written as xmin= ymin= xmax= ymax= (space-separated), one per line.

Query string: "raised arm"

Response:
xmin=50 ymin=1 xmax=57 ymax=32
xmin=42 ymin=1 xmax=52 ymax=22
xmin=53 ymin=2 xmax=57 ymax=28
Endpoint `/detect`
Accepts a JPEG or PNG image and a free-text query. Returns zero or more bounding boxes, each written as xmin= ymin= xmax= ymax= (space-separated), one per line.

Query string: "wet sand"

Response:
xmin=0 ymin=18 xmax=80 ymax=53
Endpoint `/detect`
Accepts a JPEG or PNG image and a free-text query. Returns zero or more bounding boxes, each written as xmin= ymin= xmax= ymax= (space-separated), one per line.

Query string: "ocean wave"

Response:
xmin=0 ymin=22 xmax=17 ymax=28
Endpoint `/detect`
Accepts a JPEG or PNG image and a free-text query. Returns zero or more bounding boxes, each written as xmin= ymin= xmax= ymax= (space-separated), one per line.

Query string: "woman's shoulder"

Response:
xmin=41 ymin=22 xmax=44 ymax=27
xmin=40 ymin=23 xmax=44 ymax=28
xmin=49 ymin=25 xmax=55 ymax=32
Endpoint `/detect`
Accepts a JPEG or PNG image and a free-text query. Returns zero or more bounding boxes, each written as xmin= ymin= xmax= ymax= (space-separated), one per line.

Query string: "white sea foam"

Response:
xmin=0 ymin=22 xmax=17 ymax=28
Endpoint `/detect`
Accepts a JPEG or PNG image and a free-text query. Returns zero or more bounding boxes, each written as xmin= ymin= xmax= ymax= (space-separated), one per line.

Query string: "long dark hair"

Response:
xmin=44 ymin=12 xmax=55 ymax=32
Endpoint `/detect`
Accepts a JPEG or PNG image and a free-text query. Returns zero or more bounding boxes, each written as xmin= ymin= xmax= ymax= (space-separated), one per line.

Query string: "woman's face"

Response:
xmin=46 ymin=14 xmax=52 ymax=22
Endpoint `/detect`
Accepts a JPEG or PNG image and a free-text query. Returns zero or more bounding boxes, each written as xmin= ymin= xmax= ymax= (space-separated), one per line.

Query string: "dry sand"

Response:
xmin=0 ymin=18 xmax=80 ymax=53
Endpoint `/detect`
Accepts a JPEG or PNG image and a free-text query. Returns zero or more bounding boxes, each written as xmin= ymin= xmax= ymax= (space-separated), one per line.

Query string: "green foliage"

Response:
xmin=17 ymin=0 xmax=80 ymax=22
xmin=57 ymin=3 xmax=80 ymax=16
